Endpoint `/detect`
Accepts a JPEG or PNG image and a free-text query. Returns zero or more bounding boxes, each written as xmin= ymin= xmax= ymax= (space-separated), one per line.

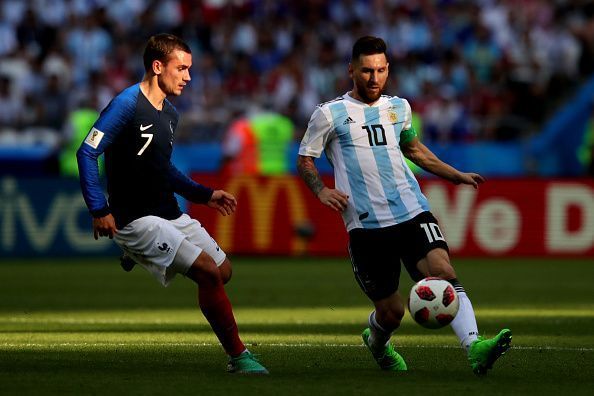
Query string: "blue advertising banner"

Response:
xmin=0 ymin=177 xmax=120 ymax=258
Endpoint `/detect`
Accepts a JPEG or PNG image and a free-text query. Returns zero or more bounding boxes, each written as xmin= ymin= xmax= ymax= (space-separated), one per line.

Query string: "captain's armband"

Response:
xmin=400 ymin=127 xmax=418 ymax=145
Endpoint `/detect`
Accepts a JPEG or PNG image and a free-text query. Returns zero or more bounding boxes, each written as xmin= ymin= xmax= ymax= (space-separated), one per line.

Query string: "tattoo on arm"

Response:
xmin=297 ymin=156 xmax=325 ymax=196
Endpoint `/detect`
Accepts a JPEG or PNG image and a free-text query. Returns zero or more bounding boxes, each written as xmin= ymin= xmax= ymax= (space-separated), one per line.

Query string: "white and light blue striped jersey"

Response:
xmin=299 ymin=93 xmax=430 ymax=231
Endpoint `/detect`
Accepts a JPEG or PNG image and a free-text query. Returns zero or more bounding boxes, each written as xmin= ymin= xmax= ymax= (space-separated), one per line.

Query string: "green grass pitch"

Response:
xmin=1 ymin=257 xmax=593 ymax=395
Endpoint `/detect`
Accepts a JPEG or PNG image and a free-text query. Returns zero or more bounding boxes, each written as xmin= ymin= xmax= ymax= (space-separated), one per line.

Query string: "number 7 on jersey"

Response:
xmin=137 ymin=133 xmax=153 ymax=156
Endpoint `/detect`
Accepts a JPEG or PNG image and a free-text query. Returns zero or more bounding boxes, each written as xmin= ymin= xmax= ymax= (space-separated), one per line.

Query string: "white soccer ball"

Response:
xmin=408 ymin=277 xmax=459 ymax=329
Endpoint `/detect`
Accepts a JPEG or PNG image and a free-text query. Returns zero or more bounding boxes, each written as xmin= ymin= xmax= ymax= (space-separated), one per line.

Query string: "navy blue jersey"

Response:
xmin=77 ymin=83 xmax=213 ymax=228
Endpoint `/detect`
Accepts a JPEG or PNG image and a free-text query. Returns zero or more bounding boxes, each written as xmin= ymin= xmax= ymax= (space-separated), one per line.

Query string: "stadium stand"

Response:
xmin=0 ymin=0 xmax=593 ymax=176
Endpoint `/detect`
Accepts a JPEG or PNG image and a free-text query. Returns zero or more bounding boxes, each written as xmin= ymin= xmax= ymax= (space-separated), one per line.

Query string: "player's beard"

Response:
xmin=355 ymin=80 xmax=383 ymax=104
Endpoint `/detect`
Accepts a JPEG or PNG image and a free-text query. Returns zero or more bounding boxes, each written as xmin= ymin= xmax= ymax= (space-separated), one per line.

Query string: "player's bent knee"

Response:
xmin=186 ymin=252 xmax=221 ymax=286
xmin=424 ymin=249 xmax=457 ymax=279
xmin=426 ymin=263 xmax=456 ymax=280
xmin=432 ymin=262 xmax=456 ymax=280
xmin=219 ymin=258 xmax=232 ymax=284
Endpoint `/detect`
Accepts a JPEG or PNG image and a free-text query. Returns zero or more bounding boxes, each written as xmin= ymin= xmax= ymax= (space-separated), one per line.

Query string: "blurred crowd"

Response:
xmin=1 ymin=0 xmax=594 ymax=150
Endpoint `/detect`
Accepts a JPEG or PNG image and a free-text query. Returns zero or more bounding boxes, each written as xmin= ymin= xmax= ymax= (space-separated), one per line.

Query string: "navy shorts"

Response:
xmin=348 ymin=211 xmax=449 ymax=301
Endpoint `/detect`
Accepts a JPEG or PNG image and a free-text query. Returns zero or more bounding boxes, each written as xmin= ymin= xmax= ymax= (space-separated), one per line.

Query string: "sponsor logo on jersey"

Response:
xmin=139 ymin=124 xmax=153 ymax=131
xmin=84 ymin=128 xmax=104 ymax=149
xmin=343 ymin=116 xmax=356 ymax=125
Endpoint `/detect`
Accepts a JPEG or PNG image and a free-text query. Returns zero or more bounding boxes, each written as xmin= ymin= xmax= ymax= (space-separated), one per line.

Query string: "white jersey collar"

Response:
xmin=343 ymin=92 xmax=388 ymax=107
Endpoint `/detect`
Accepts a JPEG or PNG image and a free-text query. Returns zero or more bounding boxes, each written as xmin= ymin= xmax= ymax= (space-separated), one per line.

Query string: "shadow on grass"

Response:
xmin=1 ymin=316 xmax=593 ymax=336
xmin=0 ymin=343 xmax=593 ymax=396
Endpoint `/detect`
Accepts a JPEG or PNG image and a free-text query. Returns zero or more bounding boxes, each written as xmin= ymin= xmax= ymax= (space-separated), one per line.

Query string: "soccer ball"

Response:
xmin=408 ymin=277 xmax=459 ymax=329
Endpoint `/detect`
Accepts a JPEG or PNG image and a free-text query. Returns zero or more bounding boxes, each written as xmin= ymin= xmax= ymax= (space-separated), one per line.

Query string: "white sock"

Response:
xmin=450 ymin=290 xmax=479 ymax=352
xmin=368 ymin=311 xmax=392 ymax=353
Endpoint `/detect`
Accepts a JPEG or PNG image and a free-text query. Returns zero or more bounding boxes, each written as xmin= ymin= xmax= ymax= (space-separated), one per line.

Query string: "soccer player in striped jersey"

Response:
xmin=77 ymin=34 xmax=267 ymax=374
xmin=297 ymin=36 xmax=511 ymax=375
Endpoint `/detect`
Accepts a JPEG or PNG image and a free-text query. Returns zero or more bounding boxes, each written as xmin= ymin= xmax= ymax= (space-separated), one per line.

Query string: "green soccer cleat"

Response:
xmin=468 ymin=328 xmax=512 ymax=376
xmin=362 ymin=328 xmax=407 ymax=371
xmin=227 ymin=350 xmax=269 ymax=374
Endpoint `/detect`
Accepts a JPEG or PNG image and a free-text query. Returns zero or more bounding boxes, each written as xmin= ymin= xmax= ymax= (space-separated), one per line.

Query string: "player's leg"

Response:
xmin=115 ymin=215 xmax=267 ymax=373
xmin=178 ymin=243 xmax=267 ymax=374
xmin=416 ymin=248 xmax=480 ymax=350
xmin=402 ymin=212 xmax=480 ymax=350
xmin=218 ymin=257 xmax=232 ymax=284
xmin=348 ymin=226 xmax=407 ymax=371
xmin=174 ymin=213 xmax=233 ymax=284
xmin=362 ymin=292 xmax=408 ymax=371
xmin=406 ymin=212 xmax=511 ymax=375
xmin=118 ymin=250 xmax=226 ymax=280
xmin=172 ymin=214 xmax=268 ymax=374
xmin=370 ymin=292 xmax=405 ymax=342
xmin=416 ymin=249 xmax=512 ymax=375
xmin=184 ymin=250 xmax=245 ymax=353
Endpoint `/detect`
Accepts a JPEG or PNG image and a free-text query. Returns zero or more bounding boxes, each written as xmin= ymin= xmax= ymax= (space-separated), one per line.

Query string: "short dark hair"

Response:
xmin=143 ymin=33 xmax=191 ymax=72
xmin=351 ymin=36 xmax=387 ymax=63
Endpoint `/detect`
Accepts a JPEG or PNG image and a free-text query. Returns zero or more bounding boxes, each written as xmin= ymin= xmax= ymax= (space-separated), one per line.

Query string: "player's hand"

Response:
xmin=93 ymin=214 xmax=118 ymax=240
xmin=318 ymin=187 xmax=349 ymax=212
xmin=208 ymin=189 xmax=237 ymax=216
xmin=454 ymin=172 xmax=485 ymax=189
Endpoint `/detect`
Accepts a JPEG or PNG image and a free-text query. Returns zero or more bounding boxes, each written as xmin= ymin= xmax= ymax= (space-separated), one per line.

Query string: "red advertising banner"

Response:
xmin=188 ymin=174 xmax=594 ymax=257
xmin=188 ymin=174 xmax=347 ymax=256
xmin=421 ymin=178 xmax=594 ymax=257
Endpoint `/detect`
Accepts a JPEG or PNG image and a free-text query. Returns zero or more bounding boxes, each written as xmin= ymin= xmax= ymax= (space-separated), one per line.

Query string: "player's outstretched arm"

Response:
xmin=401 ymin=138 xmax=485 ymax=189
xmin=297 ymin=155 xmax=349 ymax=212
xmin=207 ymin=190 xmax=237 ymax=216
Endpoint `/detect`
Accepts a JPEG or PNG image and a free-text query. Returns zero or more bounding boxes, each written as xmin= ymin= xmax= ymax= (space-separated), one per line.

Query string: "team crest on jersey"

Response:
xmin=387 ymin=107 xmax=399 ymax=124
xmin=84 ymin=127 xmax=104 ymax=149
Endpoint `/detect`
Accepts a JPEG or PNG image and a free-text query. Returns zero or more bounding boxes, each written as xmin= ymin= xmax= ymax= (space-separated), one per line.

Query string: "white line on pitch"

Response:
xmin=0 ymin=342 xmax=592 ymax=352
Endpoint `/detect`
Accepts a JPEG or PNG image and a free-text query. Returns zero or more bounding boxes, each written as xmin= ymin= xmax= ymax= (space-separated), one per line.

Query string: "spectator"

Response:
xmin=221 ymin=109 xmax=295 ymax=176
xmin=0 ymin=0 xmax=592 ymax=152
xmin=0 ymin=8 xmax=17 ymax=57
xmin=0 ymin=75 xmax=20 ymax=127
xmin=60 ymin=95 xmax=100 ymax=177
xmin=64 ymin=12 xmax=112 ymax=84
xmin=39 ymin=73 xmax=68 ymax=130
xmin=16 ymin=8 xmax=55 ymax=58
xmin=463 ymin=23 xmax=502 ymax=84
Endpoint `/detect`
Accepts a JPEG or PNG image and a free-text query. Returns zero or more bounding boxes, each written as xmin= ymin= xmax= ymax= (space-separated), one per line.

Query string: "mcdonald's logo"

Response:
xmin=215 ymin=175 xmax=309 ymax=254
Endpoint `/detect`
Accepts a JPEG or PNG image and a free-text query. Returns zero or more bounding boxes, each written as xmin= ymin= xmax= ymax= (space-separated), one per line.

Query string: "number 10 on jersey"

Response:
xmin=362 ymin=125 xmax=387 ymax=146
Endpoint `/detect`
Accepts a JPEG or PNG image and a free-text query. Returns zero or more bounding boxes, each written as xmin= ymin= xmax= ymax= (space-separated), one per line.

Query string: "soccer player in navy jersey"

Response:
xmin=77 ymin=33 xmax=268 ymax=374
xmin=297 ymin=36 xmax=511 ymax=375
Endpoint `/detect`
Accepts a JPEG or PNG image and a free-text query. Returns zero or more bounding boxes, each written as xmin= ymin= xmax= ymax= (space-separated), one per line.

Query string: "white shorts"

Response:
xmin=114 ymin=214 xmax=226 ymax=286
